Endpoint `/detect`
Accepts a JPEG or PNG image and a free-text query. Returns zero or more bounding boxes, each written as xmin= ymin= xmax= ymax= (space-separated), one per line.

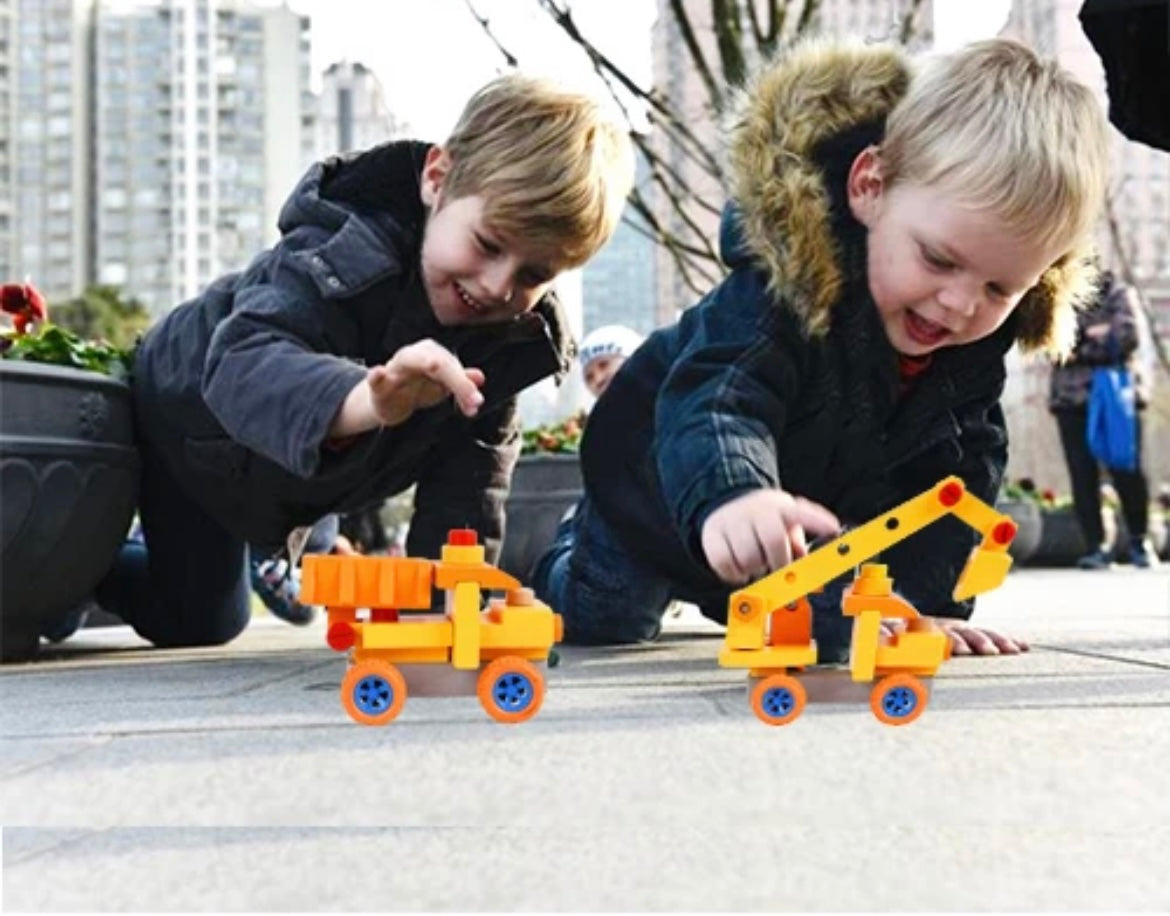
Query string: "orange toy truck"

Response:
xmin=720 ymin=477 xmax=1018 ymax=726
xmin=300 ymin=530 xmax=562 ymax=726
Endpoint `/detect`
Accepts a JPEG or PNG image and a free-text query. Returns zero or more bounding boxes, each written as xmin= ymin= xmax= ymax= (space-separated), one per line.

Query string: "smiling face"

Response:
xmin=847 ymin=147 xmax=1064 ymax=357
xmin=583 ymin=353 xmax=625 ymax=398
xmin=419 ymin=147 xmax=561 ymax=327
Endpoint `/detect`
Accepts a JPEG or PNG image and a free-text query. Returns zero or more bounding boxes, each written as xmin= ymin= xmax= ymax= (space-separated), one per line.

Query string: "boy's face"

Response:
xmin=847 ymin=147 xmax=1063 ymax=357
xmin=419 ymin=147 xmax=560 ymax=327
xmin=583 ymin=353 xmax=625 ymax=398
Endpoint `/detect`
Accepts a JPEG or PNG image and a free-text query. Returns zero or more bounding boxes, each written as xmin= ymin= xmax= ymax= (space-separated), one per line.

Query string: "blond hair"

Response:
xmin=441 ymin=74 xmax=634 ymax=268
xmin=882 ymin=40 xmax=1109 ymax=253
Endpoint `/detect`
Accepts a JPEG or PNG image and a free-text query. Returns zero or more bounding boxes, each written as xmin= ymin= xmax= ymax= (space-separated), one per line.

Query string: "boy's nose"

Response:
xmin=937 ymin=283 xmax=978 ymax=318
xmin=483 ymin=265 xmax=515 ymax=306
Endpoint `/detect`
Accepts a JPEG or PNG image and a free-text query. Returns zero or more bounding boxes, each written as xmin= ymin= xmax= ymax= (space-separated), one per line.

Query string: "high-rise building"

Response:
xmin=8 ymin=0 xmax=93 ymax=304
xmin=5 ymin=0 xmax=316 ymax=314
xmin=0 ymin=0 xmax=15 ymax=283
xmin=649 ymin=0 xmax=934 ymax=325
xmin=318 ymin=59 xmax=402 ymax=156
xmin=91 ymin=0 xmax=316 ymax=314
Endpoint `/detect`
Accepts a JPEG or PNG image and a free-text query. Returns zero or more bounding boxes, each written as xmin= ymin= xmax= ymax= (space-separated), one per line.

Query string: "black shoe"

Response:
xmin=250 ymin=558 xmax=315 ymax=625
xmin=1129 ymin=539 xmax=1159 ymax=569
xmin=1077 ymin=549 xmax=1113 ymax=570
xmin=41 ymin=606 xmax=90 ymax=643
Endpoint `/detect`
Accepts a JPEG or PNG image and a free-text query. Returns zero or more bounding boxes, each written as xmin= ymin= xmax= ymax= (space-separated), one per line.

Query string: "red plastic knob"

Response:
xmin=326 ymin=622 xmax=355 ymax=651
xmin=448 ymin=529 xmax=478 ymax=546
xmin=992 ymin=520 xmax=1017 ymax=545
xmin=938 ymin=481 xmax=963 ymax=506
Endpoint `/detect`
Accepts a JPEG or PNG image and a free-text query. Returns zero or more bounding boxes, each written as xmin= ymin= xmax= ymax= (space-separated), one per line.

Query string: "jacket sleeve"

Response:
xmin=201 ymin=239 xmax=371 ymax=479
xmin=407 ymin=397 xmax=521 ymax=565
xmin=654 ymin=274 xmax=802 ymax=558
xmin=879 ymin=400 xmax=1009 ymax=620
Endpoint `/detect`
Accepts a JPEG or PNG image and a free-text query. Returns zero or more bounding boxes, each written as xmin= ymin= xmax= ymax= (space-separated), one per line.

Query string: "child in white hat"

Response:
xmin=579 ymin=324 xmax=644 ymax=398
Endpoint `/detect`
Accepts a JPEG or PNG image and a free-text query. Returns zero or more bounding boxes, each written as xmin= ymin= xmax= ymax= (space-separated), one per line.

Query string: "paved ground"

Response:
xmin=2 ymin=566 xmax=1168 ymax=912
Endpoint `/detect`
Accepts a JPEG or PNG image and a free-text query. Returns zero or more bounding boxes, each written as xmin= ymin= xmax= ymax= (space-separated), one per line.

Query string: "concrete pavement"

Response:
xmin=2 ymin=566 xmax=1168 ymax=911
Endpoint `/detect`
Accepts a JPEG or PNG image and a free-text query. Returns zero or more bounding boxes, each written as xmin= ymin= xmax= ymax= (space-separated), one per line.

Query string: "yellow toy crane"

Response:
xmin=300 ymin=530 xmax=562 ymax=726
xmin=719 ymin=476 xmax=1018 ymax=726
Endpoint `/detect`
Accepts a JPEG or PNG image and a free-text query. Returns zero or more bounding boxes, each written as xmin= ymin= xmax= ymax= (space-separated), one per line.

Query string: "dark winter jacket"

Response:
xmin=582 ymin=43 xmax=1097 ymax=620
xmin=1048 ymin=271 xmax=1151 ymax=411
xmin=132 ymin=140 xmax=573 ymax=561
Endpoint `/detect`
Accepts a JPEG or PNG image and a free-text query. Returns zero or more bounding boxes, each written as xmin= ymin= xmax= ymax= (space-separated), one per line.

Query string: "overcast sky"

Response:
xmin=285 ymin=0 xmax=1012 ymax=140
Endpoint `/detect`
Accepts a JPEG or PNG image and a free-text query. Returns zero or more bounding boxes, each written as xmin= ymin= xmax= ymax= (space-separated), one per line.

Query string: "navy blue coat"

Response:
xmin=583 ymin=123 xmax=1015 ymax=620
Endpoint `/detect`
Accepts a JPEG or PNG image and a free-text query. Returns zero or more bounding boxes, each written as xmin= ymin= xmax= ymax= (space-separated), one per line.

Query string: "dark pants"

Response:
xmin=531 ymin=496 xmax=854 ymax=656
xmin=95 ymin=436 xmax=252 ymax=647
xmin=1054 ymin=408 xmax=1148 ymax=550
xmin=95 ymin=436 xmax=339 ymax=648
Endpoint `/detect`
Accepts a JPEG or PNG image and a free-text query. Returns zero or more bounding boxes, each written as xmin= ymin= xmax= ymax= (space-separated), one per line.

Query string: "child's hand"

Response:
xmin=929 ymin=618 xmax=1029 ymax=656
xmin=369 ymin=339 xmax=485 ymax=427
xmin=700 ymin=488 xmax=839 ymax=585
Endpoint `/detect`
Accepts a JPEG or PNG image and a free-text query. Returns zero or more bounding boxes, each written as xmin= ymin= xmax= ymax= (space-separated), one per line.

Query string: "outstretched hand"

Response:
xmin=700 ymin=488 xmax=840 ymax=585
xmin=881 ymin=618 xmax=1030 ymax=656
xmin=935 ymin=619 xmax=1030 ymax=655
xmin=368 ymin=339 xmax=485 ymax=427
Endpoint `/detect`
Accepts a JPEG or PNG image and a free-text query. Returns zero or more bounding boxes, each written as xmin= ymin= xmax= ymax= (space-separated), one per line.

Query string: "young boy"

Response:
xmin=92 ymin=74 xmax=634 ymax=648
xmin=579 ymin=324 xmax=644 ymax=398
xmin=533 ymin=39 xmax=1110 ymax=658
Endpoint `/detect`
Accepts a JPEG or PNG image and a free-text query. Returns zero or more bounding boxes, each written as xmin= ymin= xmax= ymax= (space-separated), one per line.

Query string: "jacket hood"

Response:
xmin=727 ymin=40 xmax=1096 ymax=357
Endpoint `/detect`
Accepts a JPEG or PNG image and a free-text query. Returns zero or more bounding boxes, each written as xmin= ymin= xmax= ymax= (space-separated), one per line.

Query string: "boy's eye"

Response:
xmin=475 ymin=234 xmax=501 ymax=256
xmin=921 ymin=246 xmax=954 ymax=270
xmin=985 ymin=283 xmax=1009 ymax=302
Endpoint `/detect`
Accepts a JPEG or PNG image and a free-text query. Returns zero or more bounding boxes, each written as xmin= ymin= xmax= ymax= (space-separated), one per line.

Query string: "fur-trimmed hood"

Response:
xmin=726 ymin=41 xmax=1096 ymax=357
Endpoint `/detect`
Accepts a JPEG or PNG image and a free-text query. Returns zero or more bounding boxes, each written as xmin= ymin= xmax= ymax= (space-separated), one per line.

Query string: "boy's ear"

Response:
xmin=846 ymin=145 xmax=885 ymax=227
xmin=420 ymin=146 xmax=451 ymax=207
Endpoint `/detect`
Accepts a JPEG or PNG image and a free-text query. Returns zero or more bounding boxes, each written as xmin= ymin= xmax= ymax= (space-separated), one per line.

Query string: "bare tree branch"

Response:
xmin=898 ymin=0 xmax=928 ymax=46
xmin=713 ymin=0 xmax=746 ymax=90
xmin=462 ymin=0 xmax=518 ymax=67
xmin=667 ymin=0 xmax=724 ymax=111
xmin=794 ymin=0 xmax=820 ymax=40
xmin=745 ymin=0 xmax=782 ymax=56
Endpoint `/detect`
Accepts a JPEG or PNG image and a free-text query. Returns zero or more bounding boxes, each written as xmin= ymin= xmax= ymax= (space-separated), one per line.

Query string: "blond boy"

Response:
xmin=533 ymin=40 xmax=1110 ymax=655
xmin=91 ymin=75 xmax=634 ymax=647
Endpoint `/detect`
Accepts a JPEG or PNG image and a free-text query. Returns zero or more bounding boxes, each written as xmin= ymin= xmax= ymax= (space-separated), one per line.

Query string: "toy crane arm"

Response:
xmin=726 ymin=477 xmax=1018 ymax=627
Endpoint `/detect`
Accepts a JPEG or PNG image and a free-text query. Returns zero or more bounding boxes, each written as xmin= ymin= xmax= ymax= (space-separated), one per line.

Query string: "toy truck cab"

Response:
xmin=301 ymin=530 xmax=562 ymax=726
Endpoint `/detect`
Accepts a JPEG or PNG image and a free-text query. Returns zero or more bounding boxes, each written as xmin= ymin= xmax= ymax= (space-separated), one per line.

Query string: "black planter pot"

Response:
xmin=499 ymin=453 xmax=582 ymax=581
xmin=0 ymin=362 xmax=139 ymax=661
xmin=995 ymin=499 xmax=1042 ymax=566
xmin=1031 ymin=507 xmax=1091 ymax=567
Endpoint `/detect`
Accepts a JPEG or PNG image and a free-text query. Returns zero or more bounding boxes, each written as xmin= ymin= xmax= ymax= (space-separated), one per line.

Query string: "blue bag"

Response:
xmin=1086 ymin=366 xmax=1138 ymax=471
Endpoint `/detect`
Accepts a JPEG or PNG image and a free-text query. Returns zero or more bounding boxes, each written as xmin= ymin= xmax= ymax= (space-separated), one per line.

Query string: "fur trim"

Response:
xmin=726 ymin=39 xmax=1098 ymax=356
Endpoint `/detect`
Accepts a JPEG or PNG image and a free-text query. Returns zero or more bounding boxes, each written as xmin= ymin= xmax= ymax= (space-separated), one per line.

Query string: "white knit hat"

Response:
xmin=578 ymin=325 xmax=644 ymax=368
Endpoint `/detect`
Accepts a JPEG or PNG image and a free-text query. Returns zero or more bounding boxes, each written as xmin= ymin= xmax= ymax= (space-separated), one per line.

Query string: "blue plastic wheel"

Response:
xmin=490 ymin=670 xmax=535 ymax=715
xmin=353 ymin=674 xmax=395 ymax=716
xmin=477 ymin=657 xmax=546 ymax=723
xmin=880 ymin=685 xmax=918 ymax=719
xmin=750 ymin=673 xmax=807 ymax=726
xmin=761 ymin=686 xmax=797 ymax=718
xmin=341 ymin=660 xmax=407 ymax=725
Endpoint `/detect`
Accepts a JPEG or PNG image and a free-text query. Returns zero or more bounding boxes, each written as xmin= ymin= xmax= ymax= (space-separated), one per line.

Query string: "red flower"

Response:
xmin=1 ymin=283 xmax=48 ymax=335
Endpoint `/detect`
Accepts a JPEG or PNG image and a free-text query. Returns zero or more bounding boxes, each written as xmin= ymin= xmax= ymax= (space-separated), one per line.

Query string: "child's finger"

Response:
xmin=391 ymin=341 xmax=484 ymax=414
xmin=788 ymin=497 xmax=840 ymax=538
